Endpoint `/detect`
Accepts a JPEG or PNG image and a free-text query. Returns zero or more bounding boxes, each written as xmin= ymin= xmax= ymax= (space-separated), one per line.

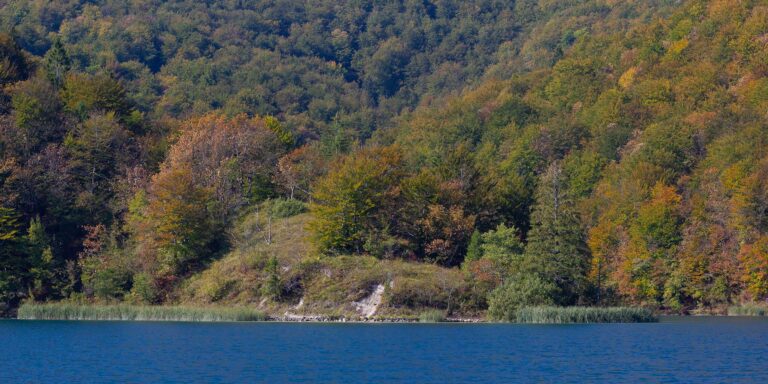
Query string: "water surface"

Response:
xmin=2 ymin=317 xmax=767 ymax=383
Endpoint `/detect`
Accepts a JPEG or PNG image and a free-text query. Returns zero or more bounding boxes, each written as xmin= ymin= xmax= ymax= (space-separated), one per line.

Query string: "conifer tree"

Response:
xmin=524 ymin=162 xmax=590 ymax=305
xmin=43 ymin=37 xmax=71 ymax=88
xmin=464 ymin=229 xmax=482 ymax=263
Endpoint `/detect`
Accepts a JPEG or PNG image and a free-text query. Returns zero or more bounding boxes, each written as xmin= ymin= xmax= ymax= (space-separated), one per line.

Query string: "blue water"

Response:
xmin=1 ymin=317 xmax=767 ymax=383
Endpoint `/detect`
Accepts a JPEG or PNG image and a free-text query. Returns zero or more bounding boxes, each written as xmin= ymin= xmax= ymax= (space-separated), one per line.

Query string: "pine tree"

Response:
xmin=464 ymin=229 xmax=482 ymax=263
xmin=524 ymin=162 xmax=590 ymax=305
xmin=43 ymin=37 xmax=71 ymax=88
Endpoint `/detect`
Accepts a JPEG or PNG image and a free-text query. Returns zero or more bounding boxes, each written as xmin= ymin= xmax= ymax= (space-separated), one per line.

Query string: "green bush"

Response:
xmin=128 ymin=273 xmax=158 ymax=304
xmin=268 ymin=198 xmax=307 ymax=219
xmin=92 ymin=268 xmax=133 ymax=300
xmin=487 ymin=274 xmax=556 ymax=321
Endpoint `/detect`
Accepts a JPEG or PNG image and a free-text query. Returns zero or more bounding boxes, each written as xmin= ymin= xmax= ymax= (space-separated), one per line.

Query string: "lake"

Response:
xmin=1 ymin=317 xmax=767 ymax=383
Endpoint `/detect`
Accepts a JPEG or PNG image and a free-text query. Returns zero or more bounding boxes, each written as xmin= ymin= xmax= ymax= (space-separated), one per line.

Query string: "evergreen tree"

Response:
xmin=524 ymin=162 xmax=590 ymax=305
xmin=26 ymin=216 xmax=54 ymax=299
xmin=43 ymin=37 xmax=71 ymax=88
xmin=464 ymin=229 xmax=482 ymax=263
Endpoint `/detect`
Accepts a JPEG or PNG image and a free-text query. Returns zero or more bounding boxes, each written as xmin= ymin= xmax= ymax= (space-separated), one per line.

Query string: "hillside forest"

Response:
xmin=2 ymin=0 xmax=768 ymax=318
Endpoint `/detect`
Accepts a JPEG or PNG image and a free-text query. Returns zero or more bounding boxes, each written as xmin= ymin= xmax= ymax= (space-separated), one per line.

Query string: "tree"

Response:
xmin=162 ymin=114 xmax=287 ymax=222
xmin=26 ymin=216 xmax=54 ymax=300
xmin=0 ymin=33 xmax=30 ymax=87
xmin=9 ymin=74 xmax=63 ymax=155
xmin=61 ymin=73 xmax=133 ymax=119
xmin=44 ymin=37 xmax=71 ymax=88
xmin=479 ymin=223 xmax=526 ymax=280
xmin=309 ymin=146 xmax=404 ymax=254
xmin=524 ymin=162 xmax=590 ymax=305
xmin=275 ymin=144 xmax=326 ymax=200
xmin=739 ymin=235 xmax=768 ymax=301
xmin=464 ymin=230 xmax=482 ymax=263
xmin=142 ymin=167 xmax=217 ymax=277
xmin=0 ymin=207 xmax=27 ymax=313
xmin=64 ymin=112 xmax=129 ymax=219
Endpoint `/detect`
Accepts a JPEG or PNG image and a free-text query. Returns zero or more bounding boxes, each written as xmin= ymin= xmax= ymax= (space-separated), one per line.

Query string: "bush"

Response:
xmin=92 ymin=268 xmax=133 ymax=300
xmin=487 ymin=274 xmax=556 ymax=321
xmin=419 ymin=309 xmax=447 ymax=323
xmin=514 ymin=306 xmax=657 ymax=323
xmin=128 ymin=272 xmax=158 ymax=304
xmin=268 ymin=198 xmax=307 ymax=219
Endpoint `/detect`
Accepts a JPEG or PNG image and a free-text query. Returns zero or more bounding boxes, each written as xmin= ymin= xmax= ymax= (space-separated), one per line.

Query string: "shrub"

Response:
xmin=128 ymin=272 xmax=158 ymax=304
xmin=487 ymin=274 xmax=556 ymax=321
xmin=92 ymin=268 xmax=133 ymax=300
xmin=268 ymin=198 xmax=307 ymax=219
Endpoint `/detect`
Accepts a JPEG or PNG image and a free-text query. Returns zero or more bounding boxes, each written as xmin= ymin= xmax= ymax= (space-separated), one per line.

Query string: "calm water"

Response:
xmin=1 ymin=317 xmax=767 ymax=383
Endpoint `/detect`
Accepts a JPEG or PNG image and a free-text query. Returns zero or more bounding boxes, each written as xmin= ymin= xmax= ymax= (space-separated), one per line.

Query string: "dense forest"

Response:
xmin=2 ymin=0 xmax=768 ymax=318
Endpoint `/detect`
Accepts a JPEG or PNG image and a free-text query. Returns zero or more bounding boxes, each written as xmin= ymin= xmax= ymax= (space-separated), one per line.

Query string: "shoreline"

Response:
xmin=8 ymin=314 xmax=764 ymax=323
xmin=14 ymin=302 xmax=766 ymax=323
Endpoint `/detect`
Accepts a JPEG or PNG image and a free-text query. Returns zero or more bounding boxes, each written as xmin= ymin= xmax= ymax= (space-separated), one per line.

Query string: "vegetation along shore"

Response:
xmin=4 ymin=1 xmax=768 ymax=323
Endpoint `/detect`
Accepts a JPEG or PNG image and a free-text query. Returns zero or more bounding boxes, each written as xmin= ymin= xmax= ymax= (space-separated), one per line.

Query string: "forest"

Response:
xmin=2 ymin=0 xmax=768 ymax=319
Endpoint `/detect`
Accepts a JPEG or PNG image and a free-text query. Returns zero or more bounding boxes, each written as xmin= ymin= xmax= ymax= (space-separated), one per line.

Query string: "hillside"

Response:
xmin=3 ymin=0 xmax=768 ymax=318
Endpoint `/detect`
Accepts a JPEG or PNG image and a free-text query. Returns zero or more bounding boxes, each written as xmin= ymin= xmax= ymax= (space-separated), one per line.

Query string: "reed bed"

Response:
xmin=418 ymin=309 xmax=447 ymax=323
xmin=17 ymin=303 xmax=267 ymax=322
xmin=728 ymin=303 xmax=768 ymax=316
xmin=514 ymin=306 xmax=657 ymax=324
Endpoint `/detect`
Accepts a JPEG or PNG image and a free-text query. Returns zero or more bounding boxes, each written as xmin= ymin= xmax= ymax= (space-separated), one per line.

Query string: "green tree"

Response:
xmin=43 ymin=37 xmax=71 ymax=88
xmin=464 ymin=229 xmax=482 ymax=263
xmin=524 ymin=162 xmax=590 ymax=305
xmin=309 ymin=146 xmax=404 ymax=254
xmin=26 ymin=216 xmax=55 ymax=300
xmin=61 ymin=73 xmax=133 ymax=120
xmin=479 ymin=224 xmax=526 ymax=280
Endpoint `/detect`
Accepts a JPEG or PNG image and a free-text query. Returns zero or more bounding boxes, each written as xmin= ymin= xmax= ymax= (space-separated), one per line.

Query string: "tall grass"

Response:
xmin=418 ymin=309 xmax=447 ymax=323
xmin=514 ymin=306 xmax=657 ymax=324
xmin=17 ymin=303 xmax=267 ymax=322
xmin=728 ymin=303 xmax=768 ymax=316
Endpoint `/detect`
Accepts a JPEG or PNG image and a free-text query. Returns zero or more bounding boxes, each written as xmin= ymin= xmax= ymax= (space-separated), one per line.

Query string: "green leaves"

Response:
xmin=309 ymin=146 xmax=404 ymax=255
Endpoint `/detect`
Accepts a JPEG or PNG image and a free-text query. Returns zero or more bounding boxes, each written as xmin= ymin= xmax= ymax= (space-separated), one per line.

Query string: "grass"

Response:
xmin=418 ymin=309 xmax=447 ymax=323
xmin=17 ymin=303 xmax=267 ymax=322
xmin=728 ymin=303 xmax=768 ymax=316
xmin=180 ymin=210 xmax=484 ymax=318
xmin=514 ymin=306 xmax=658 ymax=324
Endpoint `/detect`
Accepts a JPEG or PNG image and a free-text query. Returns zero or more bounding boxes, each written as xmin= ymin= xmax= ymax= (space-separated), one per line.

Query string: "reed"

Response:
xmin=728 ymin=303 xmax=768 ymax=316
xmin=514 ymin=306 xmax=657 ymax=324
xmin=17 ymin=303 xmax=267 ymax=322
xmin=418 ymin=309 xmax=447 ymax=323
